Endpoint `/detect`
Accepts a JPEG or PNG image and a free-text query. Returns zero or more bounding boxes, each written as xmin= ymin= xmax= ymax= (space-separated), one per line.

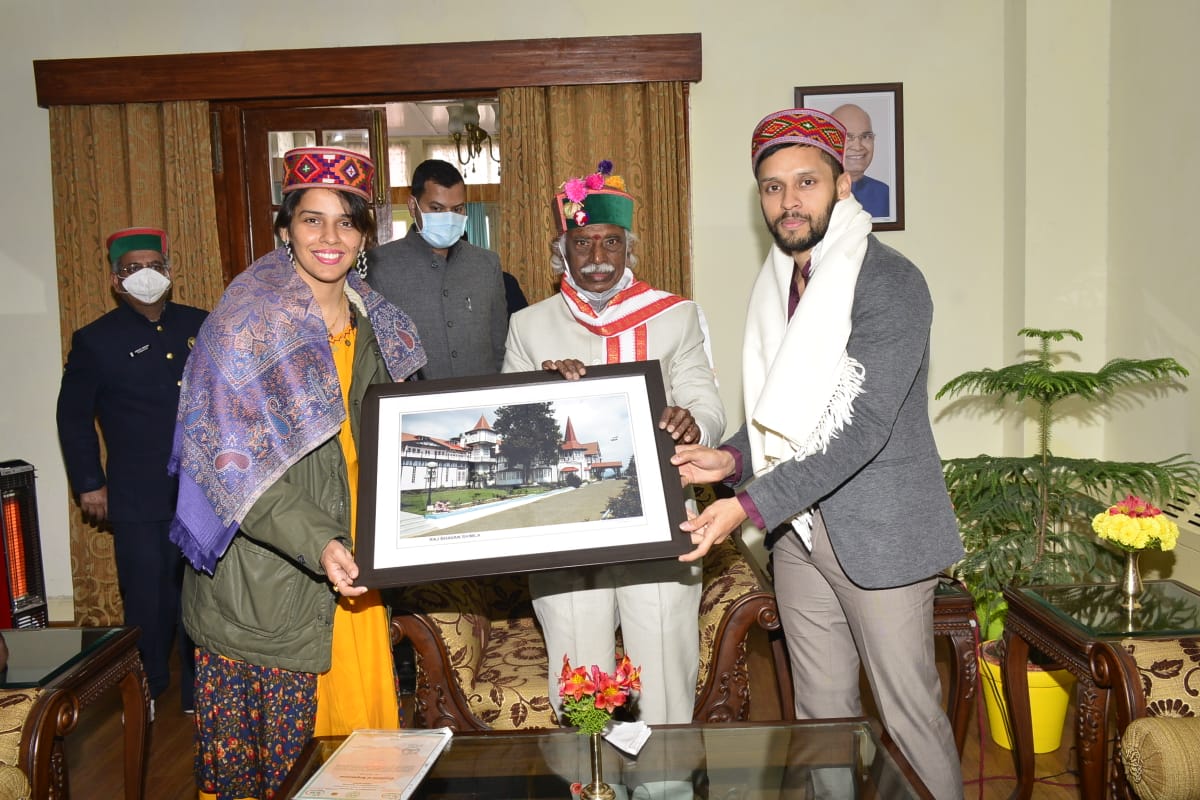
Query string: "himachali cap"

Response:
xmin=106 ymin=227 xmax=167 ymax=265
xmin=554 ymin=160 xmax=635 ymax=232
xmin=281 ymin=147 xmax=375 ymax=199
xmin=750 ymin=108 xmax=846 ymax=174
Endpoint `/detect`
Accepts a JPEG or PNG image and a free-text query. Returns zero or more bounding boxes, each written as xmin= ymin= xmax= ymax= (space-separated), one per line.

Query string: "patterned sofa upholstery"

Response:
xmin=389 ymin=536 xmax=781 ymax=731
xmin=1091 ymin=636 xmax=1200 ymax=800
xmin=0 ymin=689 xmax=35 ymax=800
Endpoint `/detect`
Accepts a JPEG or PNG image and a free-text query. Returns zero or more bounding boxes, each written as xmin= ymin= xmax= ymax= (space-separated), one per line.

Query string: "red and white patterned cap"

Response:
xmin=281 ymin=147 xmax=375 ymax=199
xmin=751 ymin=108 xmax=846 ymax=173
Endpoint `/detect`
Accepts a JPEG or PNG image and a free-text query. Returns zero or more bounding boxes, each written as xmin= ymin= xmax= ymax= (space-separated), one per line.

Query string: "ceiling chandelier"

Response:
xmin=447 ymin=100 xmax=500 ymax=166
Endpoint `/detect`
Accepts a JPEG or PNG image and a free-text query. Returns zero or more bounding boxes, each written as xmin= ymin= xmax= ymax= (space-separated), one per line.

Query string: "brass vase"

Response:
xmin=1121 ymin=549 xmax=1144 ymax=611
xmin=580 ymin=732 xmax=615 ymax=800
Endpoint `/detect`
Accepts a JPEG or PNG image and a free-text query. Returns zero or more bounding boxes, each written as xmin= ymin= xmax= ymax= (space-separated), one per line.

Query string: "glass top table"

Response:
xmin=1014 ymin=579 xmax=1200 ymax=637
xmin=279 ymin=719 xmax=929 ymax=799
xmin=0 ymin=626 xmax=125 ymax=688
xmin=1000 ymin=579 xmax=1200 ymax=800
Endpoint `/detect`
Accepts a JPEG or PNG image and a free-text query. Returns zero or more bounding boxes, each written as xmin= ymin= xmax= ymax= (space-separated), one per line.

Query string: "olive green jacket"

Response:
xmin=182 ymin=312 xmax=390 ymax=673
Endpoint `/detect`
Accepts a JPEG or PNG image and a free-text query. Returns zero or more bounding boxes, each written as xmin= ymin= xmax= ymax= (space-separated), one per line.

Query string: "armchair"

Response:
xmin=388 ymin=536 xmax=782 ymax=731
xmin=1091 ymin=637 xmax=1200 ymax=800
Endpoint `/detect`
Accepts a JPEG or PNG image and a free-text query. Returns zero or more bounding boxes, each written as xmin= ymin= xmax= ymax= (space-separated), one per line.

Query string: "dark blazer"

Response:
xmin=366 ymin=227 xmax=507 ymax=380
xmin=56 ymin=301 xmax=207 ymax=522
xmin=730 ymin=236 xmax=963 ymax=589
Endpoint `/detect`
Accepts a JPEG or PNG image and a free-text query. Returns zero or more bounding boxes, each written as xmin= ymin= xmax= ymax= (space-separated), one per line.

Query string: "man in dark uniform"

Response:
xmin=56 ymin=227 xmax=207 ymax=718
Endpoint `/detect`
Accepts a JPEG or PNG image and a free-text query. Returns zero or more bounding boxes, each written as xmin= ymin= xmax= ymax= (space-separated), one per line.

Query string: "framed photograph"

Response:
xmin=795 ymin=82 xmax=904 ymax=230
xmin=355 ymin=361 xmax=691 ymax=586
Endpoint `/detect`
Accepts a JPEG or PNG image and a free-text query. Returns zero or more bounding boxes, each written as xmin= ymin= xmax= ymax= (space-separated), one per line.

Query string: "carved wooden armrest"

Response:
xmin=693 ymin=537 xmax=781 ymax=722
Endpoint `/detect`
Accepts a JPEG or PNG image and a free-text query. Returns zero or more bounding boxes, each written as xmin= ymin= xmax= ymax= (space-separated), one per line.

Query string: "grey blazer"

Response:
xmin=728 ymin=236 xmax=963 ymax=589
xmin=366 ymin=227 xmax=507 ymax=380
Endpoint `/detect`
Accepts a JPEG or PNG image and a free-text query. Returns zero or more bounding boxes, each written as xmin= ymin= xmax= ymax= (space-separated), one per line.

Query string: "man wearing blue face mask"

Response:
xmin=56 ymin=226 xmax=207 ymax=719
xmin=366 ymin=159 xmax=507 ymax=380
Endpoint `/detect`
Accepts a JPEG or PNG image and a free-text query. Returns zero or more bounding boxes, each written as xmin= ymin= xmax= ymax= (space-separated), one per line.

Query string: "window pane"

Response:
xmin=424 ymin=141 xmax=501 ymax=185
xmin=267 ymin=131 xmax=316 ymax=203
xmin=321 ymin=129 xmax=370 ymax=154
xmin=388 ymin=142 xmax=409 ymax=188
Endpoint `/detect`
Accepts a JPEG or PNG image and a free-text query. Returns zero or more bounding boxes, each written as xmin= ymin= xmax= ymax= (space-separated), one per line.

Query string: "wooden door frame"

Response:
xmin=33 ymin=34 xmax=701 ymax=282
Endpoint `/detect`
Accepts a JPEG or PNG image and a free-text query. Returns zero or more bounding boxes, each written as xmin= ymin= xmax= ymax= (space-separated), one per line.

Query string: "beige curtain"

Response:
xmin=498 ymin=82 xmax=693 ymax=305
xmin=49 ymin=101 xmax=224 ymax=625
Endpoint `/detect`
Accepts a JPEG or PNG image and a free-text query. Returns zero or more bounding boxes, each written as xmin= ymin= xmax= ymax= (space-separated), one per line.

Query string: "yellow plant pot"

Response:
xmin=979 ymin=641 xmax=1075 ymax=753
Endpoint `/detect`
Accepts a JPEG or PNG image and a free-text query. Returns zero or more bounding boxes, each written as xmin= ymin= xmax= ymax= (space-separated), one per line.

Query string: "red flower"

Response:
xmin=1111 ymin=494 xmax=1163 ymax=518
xmin=559 ymin=655 xmax=596 ymax=701
xmin=593 ymin=673 xmax=629 ymax=712
xmin=614 ymin=654 xmax=642 ymax=692
xmin=558 ymin=653 xmax=641 ymax=731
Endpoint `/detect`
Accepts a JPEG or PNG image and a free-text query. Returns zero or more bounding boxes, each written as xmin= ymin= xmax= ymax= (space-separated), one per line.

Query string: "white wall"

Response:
xmin=1107 ymin=0 xmax=1200 ymax=581
xmin=3 ymin=0 xmax=1197 ymax=616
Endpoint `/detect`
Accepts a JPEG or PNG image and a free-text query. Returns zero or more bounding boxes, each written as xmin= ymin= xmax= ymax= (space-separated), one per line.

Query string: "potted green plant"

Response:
xmin=937 ymin=327 xmax=1199 ymax=636
xmin=935 ymin=327 xmax=1200 ymax=751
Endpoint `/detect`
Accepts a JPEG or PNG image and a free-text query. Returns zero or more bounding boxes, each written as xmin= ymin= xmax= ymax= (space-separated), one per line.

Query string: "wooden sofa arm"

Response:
xmin=1091 ymin=640 xmax=1147 ymax=739
xmin=693 ymin=588 xmax=780 ymax=722
xmin=391 ymin=614 xmax=489 ymax=731
xmin=693 ymin=537 xmax=782 ymax=722
xmin=1091 ymin=640 xmax=1162 ymax=800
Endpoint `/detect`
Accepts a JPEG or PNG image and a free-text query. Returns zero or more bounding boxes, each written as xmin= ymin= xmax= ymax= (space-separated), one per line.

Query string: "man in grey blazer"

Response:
xmin=366 ymin=159 xmax=506 ymax=379
xmin=673 ymin=110 xmax=964 ymax=798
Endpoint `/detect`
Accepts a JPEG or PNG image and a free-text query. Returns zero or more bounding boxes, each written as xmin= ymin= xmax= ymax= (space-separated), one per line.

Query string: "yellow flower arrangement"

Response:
xmin=1091 ymin=495 xmax=1180 ymax=552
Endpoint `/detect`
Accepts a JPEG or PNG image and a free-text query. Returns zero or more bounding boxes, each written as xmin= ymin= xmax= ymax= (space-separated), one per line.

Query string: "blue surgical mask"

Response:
xmin=417 ymin=211 xmax=468 ymax=249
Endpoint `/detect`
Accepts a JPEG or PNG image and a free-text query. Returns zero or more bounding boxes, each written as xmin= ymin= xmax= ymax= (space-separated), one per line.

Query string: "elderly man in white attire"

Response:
xmin=503 ymin=160 xmax=725 ymax=725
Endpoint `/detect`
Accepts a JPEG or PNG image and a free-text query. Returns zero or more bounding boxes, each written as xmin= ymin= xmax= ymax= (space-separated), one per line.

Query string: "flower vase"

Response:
xmin=580 ymin=732 xmax=615 ymax=800
xmin=1121 ymin=549 xmax=1144 ymax=611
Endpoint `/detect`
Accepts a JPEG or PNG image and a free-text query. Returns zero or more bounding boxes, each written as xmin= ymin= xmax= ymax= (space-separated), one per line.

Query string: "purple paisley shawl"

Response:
xmin=169 ymin=246 xmax=426 ymax=572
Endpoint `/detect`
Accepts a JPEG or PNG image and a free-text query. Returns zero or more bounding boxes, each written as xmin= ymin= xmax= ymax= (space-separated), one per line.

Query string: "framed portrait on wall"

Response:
xmin=355 ymin=361 xmax=691 ymax=586
xmin=795 ymin=83 xmax=904 ymax=231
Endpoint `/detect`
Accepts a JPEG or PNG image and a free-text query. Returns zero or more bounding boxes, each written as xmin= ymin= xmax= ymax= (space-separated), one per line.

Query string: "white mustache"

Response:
xmin=580 ymin=263 xmax=615 ymax=275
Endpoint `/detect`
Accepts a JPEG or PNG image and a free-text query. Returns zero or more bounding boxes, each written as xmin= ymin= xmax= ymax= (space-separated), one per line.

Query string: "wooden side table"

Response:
xmin=1000 ymin=580 xmax=1200 ymax=800
xmin=933 ymin=577 xmax=978 ymax=757
xmin=2 ymin=626 xmax=149 ymax=800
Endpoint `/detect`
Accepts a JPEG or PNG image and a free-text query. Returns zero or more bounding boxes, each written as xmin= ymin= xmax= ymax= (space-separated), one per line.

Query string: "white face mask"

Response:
xmin=417 ymin=210 xmax=469 ymax=249
xmin=120 ymin=267 xmax=171 ymax=304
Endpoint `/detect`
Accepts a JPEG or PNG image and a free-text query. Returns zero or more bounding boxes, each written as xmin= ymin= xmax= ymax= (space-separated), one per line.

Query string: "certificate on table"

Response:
xmin=295 ymin=728 xmax=453 ymax=800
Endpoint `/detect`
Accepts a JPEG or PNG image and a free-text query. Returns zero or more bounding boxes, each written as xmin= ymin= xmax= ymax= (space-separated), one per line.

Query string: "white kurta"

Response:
xmin=503 ymin=290 xmax=726 ymax=724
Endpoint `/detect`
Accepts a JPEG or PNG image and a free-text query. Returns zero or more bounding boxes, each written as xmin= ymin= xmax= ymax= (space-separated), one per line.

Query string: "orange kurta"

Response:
xmin=314 ymin=324 xmax=399 ymax=735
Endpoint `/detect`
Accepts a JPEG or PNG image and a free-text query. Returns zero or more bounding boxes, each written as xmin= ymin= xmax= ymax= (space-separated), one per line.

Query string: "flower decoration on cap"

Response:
xmin=750 ymin=108 xmax=847 ymax=174
xmin=106 ymin=227 xmax=168 ymax=265
xmin=281 ymin=147 xmax=375 ymax=200
xmin=555 ymin=160 xmax=633 ymax=232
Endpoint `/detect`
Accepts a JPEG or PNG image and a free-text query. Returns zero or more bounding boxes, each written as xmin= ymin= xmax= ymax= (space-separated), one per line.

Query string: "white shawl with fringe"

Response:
xmin=742 ymin=196 xmax=873 ymax=544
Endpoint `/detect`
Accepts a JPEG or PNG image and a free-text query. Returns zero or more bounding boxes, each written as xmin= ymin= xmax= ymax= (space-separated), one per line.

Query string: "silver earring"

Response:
xmin=285 ymin=240 xmax=295 ymax=264
xmin=356 ymin=250 xmax=368 ymax=280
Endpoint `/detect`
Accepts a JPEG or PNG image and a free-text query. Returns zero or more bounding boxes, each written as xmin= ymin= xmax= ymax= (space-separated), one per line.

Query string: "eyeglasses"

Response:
xmin=568 ymin=236 xmax=626 ymax=254
xmin=845 ymin=132 xmax=876 ymax=144
xmin=115 ymin=261 xmax=168 ymax=279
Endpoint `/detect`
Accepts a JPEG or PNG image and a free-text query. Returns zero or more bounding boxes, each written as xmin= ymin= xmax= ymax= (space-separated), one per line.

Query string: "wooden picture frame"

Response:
xmin=355 ymin=361 xmax=690 ymax=586
xmin=795 ymin=82 xmax=905 ymax=230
